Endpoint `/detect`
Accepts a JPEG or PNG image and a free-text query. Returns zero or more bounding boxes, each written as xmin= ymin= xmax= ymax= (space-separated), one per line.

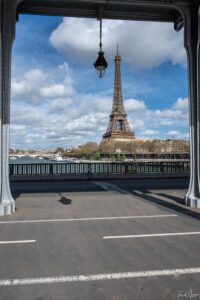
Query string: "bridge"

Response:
xmin=0 ymin=177 xmax=200 ymax=299
xmin=0 ymin=1 xmax=200 ymax=298
xmin=0 ymin=0 xmax=199 ymax=215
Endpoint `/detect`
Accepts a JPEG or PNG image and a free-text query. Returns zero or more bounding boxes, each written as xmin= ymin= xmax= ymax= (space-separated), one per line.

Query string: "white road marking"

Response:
xmin=103 ymin=232 xmax=200 ymax=239
xmin=1 ymin=267 xmax=200 ymax=286
xmin=0 ymin=214 xmax=177 ymax=224
xmin=0 ymin=240 xmax=36 ymax=244
xmin=93 ymin=181 xmax=130 ymax=194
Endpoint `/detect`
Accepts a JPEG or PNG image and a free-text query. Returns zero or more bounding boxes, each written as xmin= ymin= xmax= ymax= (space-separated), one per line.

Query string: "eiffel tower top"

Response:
xmin=111 ymin=46 xmax=126 ymax=115
xmin=101 ymin=48 xmax=135 ymax=142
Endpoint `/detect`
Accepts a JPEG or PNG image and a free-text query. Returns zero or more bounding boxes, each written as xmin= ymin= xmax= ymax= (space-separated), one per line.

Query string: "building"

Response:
xmin=101 ymin=49 xmax=135 ymax=143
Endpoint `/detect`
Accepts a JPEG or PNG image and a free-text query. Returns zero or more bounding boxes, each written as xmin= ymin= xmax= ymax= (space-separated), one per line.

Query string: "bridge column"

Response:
xmin=182 ymin=4 xmax=200 ymax=208
xmin=0 ymin=0 xmax=21 ymax=215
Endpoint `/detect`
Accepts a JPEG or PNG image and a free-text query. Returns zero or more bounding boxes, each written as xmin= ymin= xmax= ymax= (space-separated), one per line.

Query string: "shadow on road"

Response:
xmin=131 ymin=190 xmax=200 ymax=221
xmin=157 ymin=192 xmax=184 ymax=205
xmin=58 ymin=193 xmax=72 ymax=205
xmin=10 ymin=181 xmax=104 ymax=196
xmin=11 ymin=191 xmax=20 ymax=201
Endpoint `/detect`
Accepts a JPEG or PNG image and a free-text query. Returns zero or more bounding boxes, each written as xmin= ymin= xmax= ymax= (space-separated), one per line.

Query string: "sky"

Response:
xmin=10 ymin=15 xmax=189 ymax=150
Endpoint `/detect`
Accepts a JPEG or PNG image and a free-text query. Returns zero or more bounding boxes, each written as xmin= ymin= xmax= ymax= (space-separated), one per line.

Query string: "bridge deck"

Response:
xmin=0 ymin=178 xmax=200 ymax=299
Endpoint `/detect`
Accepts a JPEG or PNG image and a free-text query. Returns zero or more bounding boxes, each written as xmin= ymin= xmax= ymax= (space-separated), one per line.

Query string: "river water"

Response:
xmin=9 ymin=158 xmax=60 ymax=164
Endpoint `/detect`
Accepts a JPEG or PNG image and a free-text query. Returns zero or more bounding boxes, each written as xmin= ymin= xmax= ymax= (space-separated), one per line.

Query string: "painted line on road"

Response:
xmin=0 ymin=240 xmax=36 ymax=245
xmin=0 ymin=214 xmax=177 ymax=224
xmin=1 ymin=267 xmax=200 ymax=286
xmin=93 ymin=181 xmax=130 ymax=194
xmin=103 ymin=232 xmax=200 ymax=239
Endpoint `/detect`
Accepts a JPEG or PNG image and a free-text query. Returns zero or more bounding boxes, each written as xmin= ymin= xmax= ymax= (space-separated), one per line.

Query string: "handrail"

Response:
xmin=9 ymin=161 xmax=190 ymax=176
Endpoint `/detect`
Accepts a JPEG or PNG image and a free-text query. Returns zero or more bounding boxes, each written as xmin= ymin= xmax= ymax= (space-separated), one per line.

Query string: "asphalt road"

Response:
xmin=0 ymin=178 xmax=200 ymax=300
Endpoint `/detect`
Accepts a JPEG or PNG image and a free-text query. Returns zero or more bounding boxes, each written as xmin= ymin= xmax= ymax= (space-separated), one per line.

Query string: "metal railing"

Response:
xmin=9 ymin=161 xmax=190 ymax=176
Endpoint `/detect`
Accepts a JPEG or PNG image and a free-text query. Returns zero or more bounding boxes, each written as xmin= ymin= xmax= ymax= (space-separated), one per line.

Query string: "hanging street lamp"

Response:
xmin=94 ymin=7 xmax=108 ymax=78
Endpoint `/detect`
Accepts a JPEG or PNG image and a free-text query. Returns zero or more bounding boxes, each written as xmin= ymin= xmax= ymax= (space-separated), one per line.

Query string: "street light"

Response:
xmin=94 ymin=7 xmax=108 ymax=78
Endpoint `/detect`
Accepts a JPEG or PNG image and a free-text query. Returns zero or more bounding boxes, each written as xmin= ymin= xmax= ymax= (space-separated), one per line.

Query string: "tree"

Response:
xmin=111 ymin=154 xmax=115 ymax=161
xmin=95 ymin=152 xmax=101 ymax=160
xmin=122 ymin=153 xmax=126 ymax=161
xmin=116 ymin=153 xmax=121 ymax=161
xmin=55 ymin=147 xmax=64 ymax=154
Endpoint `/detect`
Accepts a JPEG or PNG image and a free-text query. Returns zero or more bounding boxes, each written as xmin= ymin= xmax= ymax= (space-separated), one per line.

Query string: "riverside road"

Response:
xmin=0 ymin=178 xmax=200 ymax=300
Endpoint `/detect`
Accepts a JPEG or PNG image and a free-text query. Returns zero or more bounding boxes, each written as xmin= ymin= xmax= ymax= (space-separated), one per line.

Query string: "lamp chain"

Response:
xmin=99 ymin=7 xmax=103 ymax=51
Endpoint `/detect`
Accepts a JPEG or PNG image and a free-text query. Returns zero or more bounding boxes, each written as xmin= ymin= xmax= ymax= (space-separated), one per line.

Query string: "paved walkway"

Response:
xmin=0 ymin=178 xmax=200 ymax=299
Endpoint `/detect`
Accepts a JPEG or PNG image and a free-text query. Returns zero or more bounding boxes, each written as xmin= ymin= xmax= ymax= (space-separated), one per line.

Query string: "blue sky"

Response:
xmin=10 ymin=15 xmax=188 ymax=150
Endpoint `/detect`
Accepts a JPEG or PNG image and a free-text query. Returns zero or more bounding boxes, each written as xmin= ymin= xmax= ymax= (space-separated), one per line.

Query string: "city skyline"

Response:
xmin=11 ymin=15 xmax=188 ymax=150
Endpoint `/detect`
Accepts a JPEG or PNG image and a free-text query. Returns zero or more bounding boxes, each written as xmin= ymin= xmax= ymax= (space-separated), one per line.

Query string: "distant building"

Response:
xmin=101 ymin=49 xmax=135 ymax=143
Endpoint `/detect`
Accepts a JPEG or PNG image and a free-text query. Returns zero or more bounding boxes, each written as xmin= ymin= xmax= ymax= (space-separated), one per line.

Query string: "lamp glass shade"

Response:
xmin=94 ymin=51 xmax=108 ymax=78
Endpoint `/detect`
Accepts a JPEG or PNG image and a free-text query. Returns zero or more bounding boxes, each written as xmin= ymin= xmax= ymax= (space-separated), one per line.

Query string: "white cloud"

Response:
xmin=11 ymin=92 xmax=189 ymax=149
xmin=48 ymin=98 xmax=72 ymax=113
xmin=40 ymin=83 xmax=74 ymax=98
xmin=125 ymin=99 xmax=146 ymax=111
xmin=49 ymin=18 xmax=186 ymax=69
xmin=167 ymin=130 xmax=182 ymax=139
xmin=172 ymin=97 xmax=188 ymax=110
xmin=167 ymin=130 xmax=188 ymax=138
xmin=154 ymin=97 xmax=189 ymax=126
xmin=11 ymin=106 xmax=43 ymax=125
xmin=160 ymin=120 xmax=173 ymax=126
xmin=131 ymin=119 xmax=145 ymax=131
xmin=10 ymin=62 xmax=189 ymax=150
xmin=11 ymin=62 xmax=75 ymax=104
xmin=12 ymin=69 xmax=46 ymax=100
xmin=25 ymin=138 xmax=34 ymax=144
xmin=143 ymin=129 xmax=160 ymax=136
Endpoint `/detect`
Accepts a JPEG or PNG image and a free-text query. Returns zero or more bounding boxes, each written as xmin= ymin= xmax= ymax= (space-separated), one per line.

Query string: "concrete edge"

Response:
xmin=10 ymin=172 xmax=190 ymax=183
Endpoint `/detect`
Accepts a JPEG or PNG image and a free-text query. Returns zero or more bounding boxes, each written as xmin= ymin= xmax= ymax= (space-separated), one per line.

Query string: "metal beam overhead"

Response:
xmin=18 ymin=0 xmax=182 ymax=24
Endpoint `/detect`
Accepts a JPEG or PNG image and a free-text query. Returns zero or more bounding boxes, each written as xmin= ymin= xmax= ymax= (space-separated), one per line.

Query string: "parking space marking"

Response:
xmin=0 ymin=267 xmax=200 ymax=286
xmin=0 ymin=214 xmax=177 ymax=224
xmin=103 ymin=231 xmax=200 ymax=239
xmin=0 ymin=240 xmax=36 ymax=244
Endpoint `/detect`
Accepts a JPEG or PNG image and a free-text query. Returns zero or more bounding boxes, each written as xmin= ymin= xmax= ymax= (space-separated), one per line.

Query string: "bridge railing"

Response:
xmin=9 ymin=161 xmax=190 ymax=176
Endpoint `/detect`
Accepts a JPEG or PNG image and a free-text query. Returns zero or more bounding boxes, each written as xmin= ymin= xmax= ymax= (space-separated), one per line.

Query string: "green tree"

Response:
xmin=122 ymin=153 xmax=126 ymax=161
xmin=116 ymin=153 xmax=121 ymax=161
xmin=95 ymin=152 xmax=100 ymax=161
xmin=111 ymin=154 xmax=115 ymax=161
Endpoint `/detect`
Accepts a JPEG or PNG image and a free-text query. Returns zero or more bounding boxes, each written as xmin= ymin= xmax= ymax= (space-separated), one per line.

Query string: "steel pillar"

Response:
xmin=180 ymin=3 xmax=200 ymax=208
xmin=0 ymin=0 xmax=21 ymax=215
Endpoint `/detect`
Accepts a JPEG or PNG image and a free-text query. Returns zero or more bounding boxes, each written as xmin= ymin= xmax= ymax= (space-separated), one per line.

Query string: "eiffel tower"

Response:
xmin=102 ymin=48 xmax=135 ymax=143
